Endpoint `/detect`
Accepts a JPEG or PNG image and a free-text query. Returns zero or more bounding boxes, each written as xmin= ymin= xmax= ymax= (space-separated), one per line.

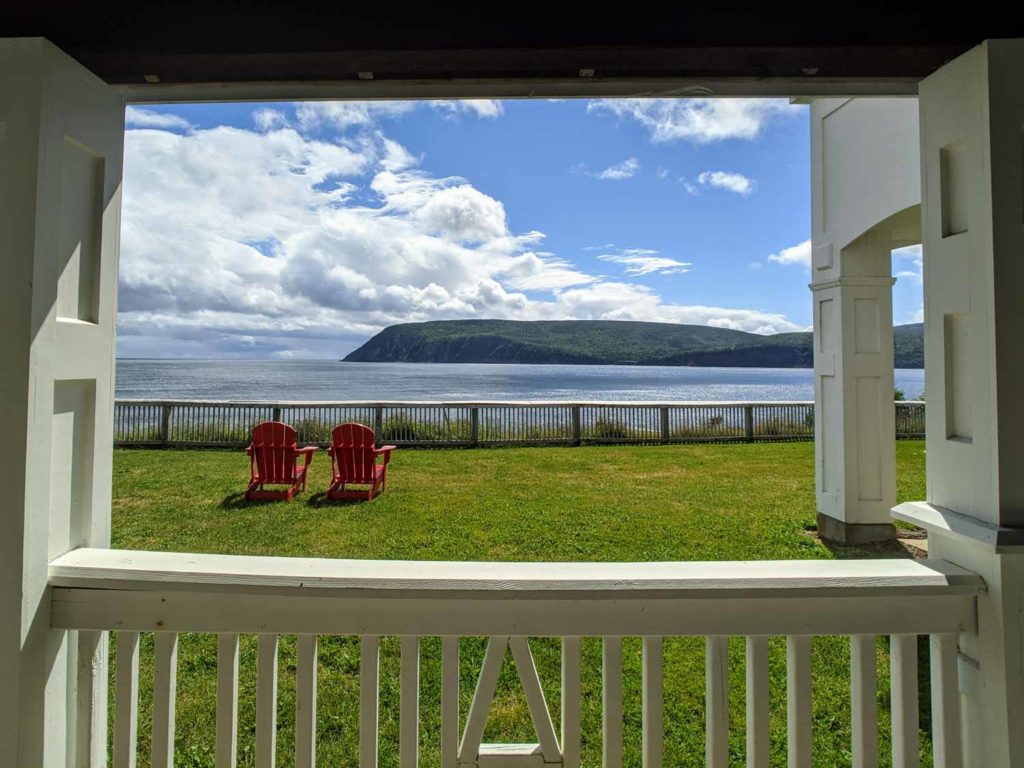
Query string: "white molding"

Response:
xmin=809 ymin=277 xmax=898 ymax=291
xmin=892 ymin=501 xmax=1024 ymax=553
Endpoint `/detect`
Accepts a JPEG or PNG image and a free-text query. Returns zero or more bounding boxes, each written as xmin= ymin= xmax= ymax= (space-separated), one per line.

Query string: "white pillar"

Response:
xmin=893 ymin=39 xmax=1024 ymax=767
xmin=0 ymin=39 xmax=123 ymax=767
xmin=810 ymin=98 xmax=920 ymax=544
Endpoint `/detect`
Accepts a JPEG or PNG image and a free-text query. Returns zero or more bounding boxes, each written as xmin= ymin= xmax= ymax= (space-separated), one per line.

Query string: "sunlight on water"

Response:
xmin=116 ymin=360 xmax=926 ymax=402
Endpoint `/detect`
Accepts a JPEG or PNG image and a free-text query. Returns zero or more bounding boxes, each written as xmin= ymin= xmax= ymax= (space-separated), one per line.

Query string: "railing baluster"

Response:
xmin=890 ymin=634 xmax=920 ymax=768
xmin=786 ymin=636 xmax=812 ymax=768
xmin=461 ymin=637 xmax=508 ymax=762
xmin=851 ymin=635 xmax=878 ymax=768
xmin=114 ymin=630 xmax=140 ymax=768
xmin=152 ymin=632 xmax=178 ymax=768
xmin=256 ymin=634 xmax=279 ymax=768
xmin=114 ymin=398 xmax=920 ymax=446
xmin=642 ymin=636 xmax=664 ymax=768
xmin=216 ymin=633 xmax=239 ymax=768
xmin=706 ymin=635 xmax=729 ymax=768
xmin=561 ymin=637 xmax=582 ymax=768
xmin=360 ymin=635 xmax=380 ymax=768
xmin=296 ymin=634 xmax=318 ymax=768
xmin=441 ymin=637 xmax=459 ymax=768
xmin=509 ymin=637 xmax=561 ymax=761
xmin=746 ymin=636 xmax=770 ymax=768
xmin=602 ymin=636 xmax=623 ymax=768
xmin=930 ymin=633 xmax=962 ymax=768
xmin=76 ymin=630 xmax=108 ymax=767
xmin=400 ymin=636 xmax=420 ymax=768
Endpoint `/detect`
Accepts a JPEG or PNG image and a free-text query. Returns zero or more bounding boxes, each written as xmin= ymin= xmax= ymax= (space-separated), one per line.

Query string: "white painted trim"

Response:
xmin=892 ymin=501 xmax=1024 ymax=552
xmin=48 ymin=548 xmax=983 ymax=597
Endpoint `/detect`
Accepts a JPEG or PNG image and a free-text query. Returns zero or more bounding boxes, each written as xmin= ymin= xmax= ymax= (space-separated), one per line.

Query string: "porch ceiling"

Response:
xmin=4 ymin=3 xmax=1024 ymax=90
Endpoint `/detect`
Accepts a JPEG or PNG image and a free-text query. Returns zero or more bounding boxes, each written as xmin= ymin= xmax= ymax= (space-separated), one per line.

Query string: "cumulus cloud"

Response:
xmin=125 ymin=107 xmax=193 ymax=131
xmin=697 ymin=171 xmax=755 ymax=196
xmin=118 ymin=103 xmax=802 ymax=358
xmin=767 ymin=239 xmax=812 ymax=268
xmin=253 ymin=108 xmax=288 ymax=131
xmin=587 ymin=98 xmax=803 ymax=144
xmin=597 ymin=248 xmax=692 ymax=276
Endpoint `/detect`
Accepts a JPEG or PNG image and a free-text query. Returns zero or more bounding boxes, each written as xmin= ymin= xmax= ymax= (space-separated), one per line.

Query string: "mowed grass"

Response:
xmin=112 ymin=441 xmax=929 ymax=767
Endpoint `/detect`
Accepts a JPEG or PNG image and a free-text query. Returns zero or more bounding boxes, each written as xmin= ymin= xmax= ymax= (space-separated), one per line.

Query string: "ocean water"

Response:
xmin=116 ymin=360 xmax=926 ymax=402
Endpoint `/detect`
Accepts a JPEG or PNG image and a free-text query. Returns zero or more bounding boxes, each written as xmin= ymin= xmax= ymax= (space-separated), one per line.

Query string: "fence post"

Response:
xmin=272 ymin=406 xmax=282 ymax=422
xmin=660 ymin=406 xmax=670 ymax=443
xmin=470 ymin=407 xmax=480 ymax=446
xmin=374 ymin=406 xmax=384 ymax=447
xmin=744 ymin=405 xmax=755 ymax=442
xmin=160 ymin=404 xmax=171 ymax=446
xmin=571 ymin=406 xmax=582 ymax=446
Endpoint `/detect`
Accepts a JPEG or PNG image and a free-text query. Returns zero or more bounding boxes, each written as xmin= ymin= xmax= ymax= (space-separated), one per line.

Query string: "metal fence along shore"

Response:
xmin=114 ymin=399 xmax=926 ymax=448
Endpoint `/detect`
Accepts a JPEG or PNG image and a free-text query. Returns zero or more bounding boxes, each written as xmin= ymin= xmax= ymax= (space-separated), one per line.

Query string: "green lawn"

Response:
xmin=112 ymin=441 xmax=929 ymax=767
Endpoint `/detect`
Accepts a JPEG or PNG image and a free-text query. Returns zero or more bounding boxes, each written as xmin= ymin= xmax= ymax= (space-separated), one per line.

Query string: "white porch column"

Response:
xmin=893 ymin=39 xmax=1024 ymax=766
xmin=810 ymin=98 xmax=920 ymax=544
xmin=811 ymin=239 xmax=897 ymax=543
xmin=0 ymin=39 xmax=123 ymax=767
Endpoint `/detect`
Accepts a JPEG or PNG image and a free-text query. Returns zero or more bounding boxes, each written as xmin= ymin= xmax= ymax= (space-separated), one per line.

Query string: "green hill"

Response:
xmin=344 ymin=320 xmax=924 ymax=368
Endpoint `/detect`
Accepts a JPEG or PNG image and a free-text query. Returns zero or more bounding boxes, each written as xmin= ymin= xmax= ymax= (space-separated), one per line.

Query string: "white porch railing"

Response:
xmin=50 ymin=548 xmax=981 ymax=767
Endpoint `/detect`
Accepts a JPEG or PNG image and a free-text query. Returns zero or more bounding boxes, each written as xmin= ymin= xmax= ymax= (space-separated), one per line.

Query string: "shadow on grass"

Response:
xmin=218 ymin=491 xmax=303 ymax=509
xmin=305 ymin=492 xmax=370 ymax=508
xmin=802 ymin=522 xmax=919 ymax=560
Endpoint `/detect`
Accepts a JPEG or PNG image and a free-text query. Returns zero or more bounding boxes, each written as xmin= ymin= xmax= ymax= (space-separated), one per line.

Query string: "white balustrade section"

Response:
xmin=54 ymin=548 xmax=981 ymax=767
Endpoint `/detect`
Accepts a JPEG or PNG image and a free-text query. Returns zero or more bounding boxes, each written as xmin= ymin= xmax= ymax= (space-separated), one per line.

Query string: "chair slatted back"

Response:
xmin=250 ymin=421 xmax=298 ymax=483
xmin=332 ymin=423 xmax=377 ymax=484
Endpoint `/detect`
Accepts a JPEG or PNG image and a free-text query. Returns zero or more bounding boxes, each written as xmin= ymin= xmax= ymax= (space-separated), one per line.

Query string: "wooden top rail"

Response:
xmin=50 ymin=548 xmax=981 ymax=637
xmin=115 ymin=398 xmax=924 ymax=408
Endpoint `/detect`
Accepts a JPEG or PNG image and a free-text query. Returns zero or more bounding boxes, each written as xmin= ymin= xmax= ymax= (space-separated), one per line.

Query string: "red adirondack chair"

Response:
xmin=244 ymin=421 xmax=317 ymax=501
xmin=327 ymin=422 xmax=396 ymax=501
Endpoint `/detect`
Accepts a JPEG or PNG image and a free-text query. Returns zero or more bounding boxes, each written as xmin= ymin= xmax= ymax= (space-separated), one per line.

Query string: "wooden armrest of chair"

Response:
xmin=375 ymin=445 xmax=396 ymax=463
xmin=245 ymin=443 xmax=254 ymax=456
xmin=296 ymin=445 xmax=317 ymax=467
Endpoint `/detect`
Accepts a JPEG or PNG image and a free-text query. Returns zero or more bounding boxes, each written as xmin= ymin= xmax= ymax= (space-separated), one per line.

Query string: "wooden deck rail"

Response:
xmin=51 ymin=548 xmax=979 ymax=768
xmin=113 ymin=399 xmax=927 ymax=448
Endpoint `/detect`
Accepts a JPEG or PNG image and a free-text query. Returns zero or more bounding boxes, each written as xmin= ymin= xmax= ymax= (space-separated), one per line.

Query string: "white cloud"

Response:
xmin=429 ymin=99 xmax=504 ymax=118
xmin=596 ymin=157 xmax=640 ymax=180
xmin=597 ymin=248 xmax=692 ymax=276
xmin=767 ymin=239 xmax=812 ymax=268
xmin=253 ymin=108 xmax=288 ymax=131
xmin=893 ymin=244 xmax=923 ymax=282
xmin=117 ymin=103 xmax=802 ymax=358
xmin=296 ymin=101 xmax=416 ymax=131
xmin=572 ymin=158 xmax=641 ymax=180
xmin=697 ymin=171 xmax=755 ymax=196
xmin=125 ymin=107 xmax=193 ymax=131
xmin=587 ymin=98 xmax=803 ymax=144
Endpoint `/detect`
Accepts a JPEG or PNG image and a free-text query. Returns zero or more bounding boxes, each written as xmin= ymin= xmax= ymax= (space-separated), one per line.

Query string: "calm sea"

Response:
xmin=116 ymin=360 xmax=926 ymax=402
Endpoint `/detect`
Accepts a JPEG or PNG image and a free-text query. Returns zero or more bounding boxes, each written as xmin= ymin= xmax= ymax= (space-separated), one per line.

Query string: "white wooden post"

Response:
xmin=810 ymin=97 xmax=921 ymax=544
xmin=893 ymin=38 xmax=1024 ymax=767
xmin=0 ymin=38 xmax=123 ymax=768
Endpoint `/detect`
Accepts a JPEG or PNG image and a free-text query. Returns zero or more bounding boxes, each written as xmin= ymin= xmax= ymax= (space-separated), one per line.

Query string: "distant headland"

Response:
xmin=343 ymin=320 xmax=924 ymax=368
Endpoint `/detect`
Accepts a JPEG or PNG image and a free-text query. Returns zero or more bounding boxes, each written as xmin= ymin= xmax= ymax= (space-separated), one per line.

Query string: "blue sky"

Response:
xmin=118 ymin=98 xmax=922 ymax=358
